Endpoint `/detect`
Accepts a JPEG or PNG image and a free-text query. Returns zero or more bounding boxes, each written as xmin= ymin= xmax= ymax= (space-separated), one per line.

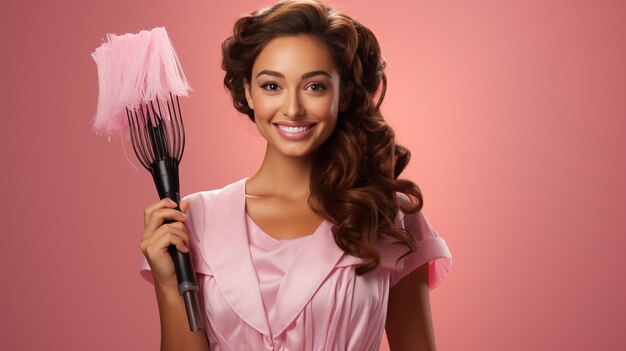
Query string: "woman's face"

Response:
xmin=244 ymin=34 xmax=351 ymax=158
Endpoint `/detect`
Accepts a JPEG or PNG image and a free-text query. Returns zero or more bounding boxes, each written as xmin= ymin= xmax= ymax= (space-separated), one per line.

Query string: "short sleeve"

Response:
xmin=382 ymin=208 xmax=452 ymax=290
xmin=139 ymin=193 xmax=213 ymax=284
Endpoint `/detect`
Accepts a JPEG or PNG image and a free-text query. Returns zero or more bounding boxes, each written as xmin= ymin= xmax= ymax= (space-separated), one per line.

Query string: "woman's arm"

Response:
xmin=385 ymin=262 xmax=436 ymax=351
xmin=155 ymin=282 xmax=210 ymax=351
xmin=141 ymin=198 xmax=210 ymax=351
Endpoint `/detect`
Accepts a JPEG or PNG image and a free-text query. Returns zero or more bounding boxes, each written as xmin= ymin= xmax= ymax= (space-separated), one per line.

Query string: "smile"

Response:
xmin=273 ymin=123 xmax=317 ymax=140
xmin=276 ymin=124 xmax=314 ymax=133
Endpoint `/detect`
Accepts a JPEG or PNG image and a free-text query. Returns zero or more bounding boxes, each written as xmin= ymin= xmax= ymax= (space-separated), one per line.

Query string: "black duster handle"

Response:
xmin=164 ymin=219 xmax=203 ymax=332
xmin=151 ymin=157 xmax=203 ymax=332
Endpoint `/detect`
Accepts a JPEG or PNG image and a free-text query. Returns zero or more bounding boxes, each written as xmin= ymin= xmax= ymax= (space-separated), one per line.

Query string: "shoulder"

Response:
xmin=182 ymin=178 xmax=243 ymax=206
xmin=377 ymin=192 xmax=444 ymax=268
xmin=394 ymin=191 xmax=417 ymax=221
xmin=181 ymin=188 xmax=221 ymax=214
xmin=182 ymin=188 xmax=221 ymax=208
xmin=181 ymin=178 xmax=244 ymax=230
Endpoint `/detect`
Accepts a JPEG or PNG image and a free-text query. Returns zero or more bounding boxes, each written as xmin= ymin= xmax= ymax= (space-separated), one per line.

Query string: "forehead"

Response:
xmin=252 ymin=35 xmax=338 ymax=77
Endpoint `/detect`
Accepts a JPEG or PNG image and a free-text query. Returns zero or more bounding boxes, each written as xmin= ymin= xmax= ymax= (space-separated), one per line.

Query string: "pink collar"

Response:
xmin=200 ymin=177 xmax=362 ymax=337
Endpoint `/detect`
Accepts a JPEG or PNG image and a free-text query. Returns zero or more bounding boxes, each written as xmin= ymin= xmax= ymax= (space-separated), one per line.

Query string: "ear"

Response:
xmin=339 ymin=81 xmax=353 ymax=112
xmin=244 ymin=80 xmax=254 ymax=110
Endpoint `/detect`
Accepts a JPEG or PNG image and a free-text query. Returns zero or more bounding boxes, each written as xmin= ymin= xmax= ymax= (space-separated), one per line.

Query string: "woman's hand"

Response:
xmin=140 ymin=198 xmax=191 ymax=290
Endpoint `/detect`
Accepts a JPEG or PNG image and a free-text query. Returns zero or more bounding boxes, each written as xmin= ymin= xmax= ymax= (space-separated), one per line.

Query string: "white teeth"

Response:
xmin=277 ymin=124 xmax=313 ymax=134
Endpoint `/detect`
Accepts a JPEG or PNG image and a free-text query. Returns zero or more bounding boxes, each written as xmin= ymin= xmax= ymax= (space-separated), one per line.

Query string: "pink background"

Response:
xmin=2 ymin=0 xmax=624 ymax=350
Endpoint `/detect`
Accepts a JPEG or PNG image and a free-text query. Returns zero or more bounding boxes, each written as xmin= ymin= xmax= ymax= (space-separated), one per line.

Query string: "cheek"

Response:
xmin=307 ymin=97 xmax=338 ymax=121
xmin=251 ymin=94 xmax=280 ymax=120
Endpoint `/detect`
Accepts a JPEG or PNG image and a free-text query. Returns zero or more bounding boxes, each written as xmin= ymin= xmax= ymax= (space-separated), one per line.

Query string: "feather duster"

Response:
xmin=91 ymin=27 xmax=192 ymax=141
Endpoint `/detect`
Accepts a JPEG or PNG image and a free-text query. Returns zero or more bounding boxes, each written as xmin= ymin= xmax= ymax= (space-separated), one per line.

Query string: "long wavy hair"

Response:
xmin=222 ymin=0 xmax=424 ymax=275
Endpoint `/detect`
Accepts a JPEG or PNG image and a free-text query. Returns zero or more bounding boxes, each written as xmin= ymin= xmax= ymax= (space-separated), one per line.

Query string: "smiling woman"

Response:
xmin=139 ymin=1 xmax=452 ymax=350
xmin=243 ymin=34 xmax=351 ymax=158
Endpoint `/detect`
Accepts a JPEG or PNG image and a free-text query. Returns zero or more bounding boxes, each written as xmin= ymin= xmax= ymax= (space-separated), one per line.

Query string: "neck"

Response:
xmin=248 ymin=143 xmax=317 ymax=199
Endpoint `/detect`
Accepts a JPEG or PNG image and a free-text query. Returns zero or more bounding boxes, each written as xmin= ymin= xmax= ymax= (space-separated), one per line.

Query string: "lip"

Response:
xmin=273 ymin=121 xmax=318 ymax=127
xmin=273 ymin=123 xmax=317 ymax=141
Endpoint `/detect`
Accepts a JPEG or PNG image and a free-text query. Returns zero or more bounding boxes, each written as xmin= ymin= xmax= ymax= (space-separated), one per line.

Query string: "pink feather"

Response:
xmin=91 ymin=27 xmax=192 ymax=141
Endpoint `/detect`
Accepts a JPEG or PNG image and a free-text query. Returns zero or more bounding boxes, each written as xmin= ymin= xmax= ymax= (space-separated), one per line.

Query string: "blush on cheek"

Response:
xmin=307 ymin=99 xmax=339 ymax=122
xmin=250 ymin=96 xmax=280 ymax=121
xmin=310 ymin=104 xmax=337 ymax=122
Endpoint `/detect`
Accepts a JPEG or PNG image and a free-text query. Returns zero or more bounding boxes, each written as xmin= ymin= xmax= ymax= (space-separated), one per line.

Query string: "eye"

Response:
xmin=307 ymin=82 xmax=326 ymax=92
xmin=260 ymin=82 xmax=280 ymax=91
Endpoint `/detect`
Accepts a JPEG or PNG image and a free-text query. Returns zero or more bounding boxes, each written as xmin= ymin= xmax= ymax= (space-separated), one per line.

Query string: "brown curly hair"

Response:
xmin=221 ymin=0 xmax=424 ymax=275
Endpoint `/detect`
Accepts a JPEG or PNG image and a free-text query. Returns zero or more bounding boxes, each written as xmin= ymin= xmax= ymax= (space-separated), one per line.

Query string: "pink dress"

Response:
xmin=140 ymin=177 xmax=452 ymax=350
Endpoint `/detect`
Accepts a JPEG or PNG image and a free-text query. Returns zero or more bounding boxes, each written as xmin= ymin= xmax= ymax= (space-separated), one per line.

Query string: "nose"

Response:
xmin=281 ymin=89 xmax=304 ymax=118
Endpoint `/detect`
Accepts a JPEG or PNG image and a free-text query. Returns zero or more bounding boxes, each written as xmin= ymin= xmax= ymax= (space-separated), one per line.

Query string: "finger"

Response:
xmin=142 ymin=215 xmax=188 ymax=247
xmin=145 ymin=232 xmax=189 ymax=262
xmin=141 ymin=222 xmax=189 ymax=251
xmin=155 ymin=231 xmax=189 ymax=254
xmin=141 ymin=209 xmax=186 ymax=240
xmin=145 ymin=207 xmax=188 ymax=234
xmin=144 ymin=198 xmax=179 ymax=227
xmin=180 ymin=199 xmax=189 ymax=213
xmin=141 ymin=228 xmax=189 ymax=255
xmin=143 ymin=221 xmax=190 ymax=246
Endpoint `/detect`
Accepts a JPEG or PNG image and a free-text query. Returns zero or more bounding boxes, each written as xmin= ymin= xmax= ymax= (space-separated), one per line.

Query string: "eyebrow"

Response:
xmin=256 ymin=69 xmax=332 ymax=80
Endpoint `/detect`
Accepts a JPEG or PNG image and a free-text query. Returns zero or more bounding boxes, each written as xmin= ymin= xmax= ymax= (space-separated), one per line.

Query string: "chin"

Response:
xmin=272 ymin=142 xmax=317 ymax=157
xmin=279 ymin=148 xmax=315 ymax=158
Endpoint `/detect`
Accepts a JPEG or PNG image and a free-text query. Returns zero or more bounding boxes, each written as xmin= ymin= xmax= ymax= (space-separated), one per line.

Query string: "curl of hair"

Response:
xmin=221 ymin=0 xmax=424 ymax=276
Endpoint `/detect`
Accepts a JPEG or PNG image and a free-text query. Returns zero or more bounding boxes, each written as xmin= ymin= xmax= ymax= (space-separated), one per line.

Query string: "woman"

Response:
xmin=140 ymin=0 xmax=452 ymax=350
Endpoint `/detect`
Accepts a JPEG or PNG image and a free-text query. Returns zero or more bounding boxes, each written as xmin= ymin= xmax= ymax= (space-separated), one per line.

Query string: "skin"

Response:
xmin=386 ymin=263 xmax=437 ymax=350
xmin=141 ymin=33 xmax=436 ymax=351
xmin=141 ymin=198 xmax=210 ymax=350
xmin=243 ymin=34 xmax=352 ymax=239
xmin=243 ymin=34 xmax=437 ymax=350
